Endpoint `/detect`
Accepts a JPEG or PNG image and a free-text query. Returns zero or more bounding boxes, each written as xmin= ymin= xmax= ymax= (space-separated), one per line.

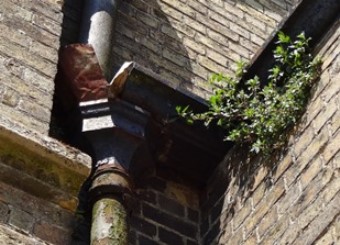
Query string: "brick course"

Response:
xmin=129 ymin=172 xmax=200 ymax=244
xmin=113 ymin=0 xmax=298 ymax=99
xmin=0 ymin=181 xmax=74 ymax=245
xmin=0 ymin=0 xmax=63 ymax=135
xmin=200 ymin=23 xmax=340 ymax=245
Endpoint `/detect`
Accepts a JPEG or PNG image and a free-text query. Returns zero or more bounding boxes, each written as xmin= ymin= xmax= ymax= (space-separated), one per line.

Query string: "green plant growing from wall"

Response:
xmin=177 ymin=32 xmax=321 ymax=154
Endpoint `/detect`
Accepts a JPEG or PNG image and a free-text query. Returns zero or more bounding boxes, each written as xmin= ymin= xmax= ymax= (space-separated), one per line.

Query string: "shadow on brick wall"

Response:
xmin=49 ymin=0 xmax=84 ymax=146
xmin=200 ymin=144 xmax=288 ymax=244
xmin=112 ymin=0 xmax=194 ymax=90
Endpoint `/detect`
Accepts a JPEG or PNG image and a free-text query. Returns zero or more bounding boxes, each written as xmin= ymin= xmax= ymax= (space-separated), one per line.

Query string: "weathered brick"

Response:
xmin=276 ymin=221 xmax=300 ymax=245
xmin=158 ymin=3 xmax=186 ymax=22
xmin=183 ymin=37 xmax=206 ymax=55
xmin=0 ymin=201 xmax=10 ymax=223
xmin=1 ymin=0 xmax=33 ymax=22
xmin=34 ymin=222 xmax=72 ymax=245
xmin=306 ymin=96 xmax=326 ymax=125
xmin=257 ymin=205 xmax=278 ymax=239
xmin=159 ymin=227 xmax=185 ymax=245
xmin=313 ymin=99 xmax=337 ymax=134
xmin=161 ymin=0 xmax=196 ymax=18
xmin=293 ymin=126 xmax=315 ymax=157
xmin=1 ymin=72 xmax=53 ymax=109
xmin=230 ymin=22 xmax=251 ymax=39
xmin=206 ymin=49 xmax=230 ymax=67
xmin=244 ymin=178 xmax=285 ymax=236
xmin=136 ymin=190 xmax=157 ymax=204
xmin=188 ymin=1 xmax=208 ymax=14
xmin=239 ymin=37 xmax=260 ymax=52
xmin=299 ymin=156 xmax=323 ymax=189
xmin=287 ymin=127 xmax=329 ymax=186
xmin=197 ymin=55 xmax=231 ymax=75
xmin=322 ymin=131 xmax=340 ymax=164
xmin=209 ymin=10 xmax=233 ymax=27
xmin=330 ymin=110 xmax=340 ymax=136
xmin=0 ymin=22 xmax=33 ymax=49
xmin=158 ymin=194 xmax=185 ymax=217
xmin=250 ymin=33 xmax=266 ymax=46
xmin=191 ymin=63 xmax=209 ymax=79
xmin=0 ymin=37 xmax=57 ymax=78
xmin=0 ymin=223 xmax=46 ymax=245
xmin=209 ymin=197 xmax=224 ymax=224
xmin=158 ymin=69 xmax=182 ymax=88
xmin=232 ymin=198 xmax=252 ymax=230
xmin=252 ymin=182 xmax=266 ymax=208
xmin=29 ymin=41 xmax=58 ymax=63
xmin=293 ymin=194 xmax=340 ymax=245
xmin=320 ymin=171 xmax=340 ymax=204
xmin=277 ymin=183 xmax=301 ymax=215
xmin=314 ymin=215 xmax=340 ymax=245
xmin=183 ymin=16 xmax=207 ymax=34
xmin=143 ymin=203 xmax=197 ymax=238
xmin=261 ymin=216 xmax=289 ymax=245
xmin=2 ymin=87 xmax=20 ymax=107
xmin=187 ymin=208 xmax=199 ymax=223
xmin=206 ymin=24 xmax=239 ymax=43
xmin=225 ymin=227 xmax=244 ymax=245
xmin=32 ymin=12 xmax=61 ymax=36
xmin=139 ymin=235 xmax=159 ymax=245
xmin=290 ymin=168 xmax=333 ymax=220
xmin=117 ymin=12 xmax=148 ymax=35
xmin=8 ymin=208 xmax=35 ymax=233
xmin=203 ymin=220 xmax=221 ymax=245
xmin=130 ymin=216 xmax=157 ymax=237
xmin=229 ymin=41 xmax=251 ymax=58
xmin=245 ymin=0 xmax=264 ymax=12
xmin=18 ymin=99 xmax=51 ymax=123
xmin=135 ymin=10 xmax=159 ymax=29
xmin=200 ymin=215 xmax=210 ymax=237
xmin=163 ymin=48 xmax=190 ymax=67
xmin=244 ymin=13 xmax=267 ymax=31
xmin=186 ymin=239 xmax=199 ymax=245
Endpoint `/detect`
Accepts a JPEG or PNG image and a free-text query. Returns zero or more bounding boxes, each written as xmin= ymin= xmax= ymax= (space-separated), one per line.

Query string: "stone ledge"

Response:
xmin=0 ymin=116 xmax=91 ymax=209
xmin=0 ymin=223 xmax=48 ymax=245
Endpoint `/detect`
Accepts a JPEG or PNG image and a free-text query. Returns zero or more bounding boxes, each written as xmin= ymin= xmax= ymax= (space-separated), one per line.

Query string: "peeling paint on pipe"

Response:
xmin=79 ymin=0 xmax=120 ymax=80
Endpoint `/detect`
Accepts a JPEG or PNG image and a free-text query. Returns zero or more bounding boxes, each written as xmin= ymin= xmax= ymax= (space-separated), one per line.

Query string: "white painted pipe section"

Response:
xmin=79 ymin=0 xmax=120 ymax=80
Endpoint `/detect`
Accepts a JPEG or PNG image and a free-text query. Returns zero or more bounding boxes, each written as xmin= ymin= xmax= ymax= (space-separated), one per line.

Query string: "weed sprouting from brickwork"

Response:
xmin=177 ymin=32 xmax=321 ymax=154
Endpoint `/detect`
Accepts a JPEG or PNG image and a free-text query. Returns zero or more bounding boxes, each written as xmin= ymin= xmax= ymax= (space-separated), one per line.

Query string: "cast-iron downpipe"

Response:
xmin=78 ymin=1 xmax=135 ymax=244
xmin=80 ymin=0 xmax=120 ymax=80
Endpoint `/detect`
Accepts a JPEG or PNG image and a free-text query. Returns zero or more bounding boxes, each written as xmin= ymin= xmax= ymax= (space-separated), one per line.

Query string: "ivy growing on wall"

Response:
xmin=177 ymin=32 xmax=321 ymax=154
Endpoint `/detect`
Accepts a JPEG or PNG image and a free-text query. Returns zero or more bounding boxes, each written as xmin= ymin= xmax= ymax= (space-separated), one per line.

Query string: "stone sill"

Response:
xmin=0 ymin=117 xmax=91 ymax=210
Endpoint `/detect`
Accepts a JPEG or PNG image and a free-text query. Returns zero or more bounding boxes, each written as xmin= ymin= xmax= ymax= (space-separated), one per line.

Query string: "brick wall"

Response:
xmin=0 ymin=181 xmax=74 ymax=245
xmin=200 ymin=23 xmax=340 ymax=244
xmin=0 ymin=0 xmax=64 ymax=135
xmin=113 ymin=0 xmax=298 ymax=99
xmin=129 ymin=171 xmax=201 ymax=245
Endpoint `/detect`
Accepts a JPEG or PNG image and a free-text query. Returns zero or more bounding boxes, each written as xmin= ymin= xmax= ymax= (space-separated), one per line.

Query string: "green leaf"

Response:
xmin=177 ymin=32 xmax=321 ymax=155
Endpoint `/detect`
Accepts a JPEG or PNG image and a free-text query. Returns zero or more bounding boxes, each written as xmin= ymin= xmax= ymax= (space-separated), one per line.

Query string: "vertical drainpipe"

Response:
xmin=79 ymin=0 xmax=120 ymax=80
xmin=77 ymin=1 xmax=131 ymax=244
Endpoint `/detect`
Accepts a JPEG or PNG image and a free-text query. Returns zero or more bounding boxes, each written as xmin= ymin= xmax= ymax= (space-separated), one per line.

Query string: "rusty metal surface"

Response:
xmin=59 ymin=44 xmax=108 ymax=102
xmin=89 ymin=163 xmax=133 ymax=201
